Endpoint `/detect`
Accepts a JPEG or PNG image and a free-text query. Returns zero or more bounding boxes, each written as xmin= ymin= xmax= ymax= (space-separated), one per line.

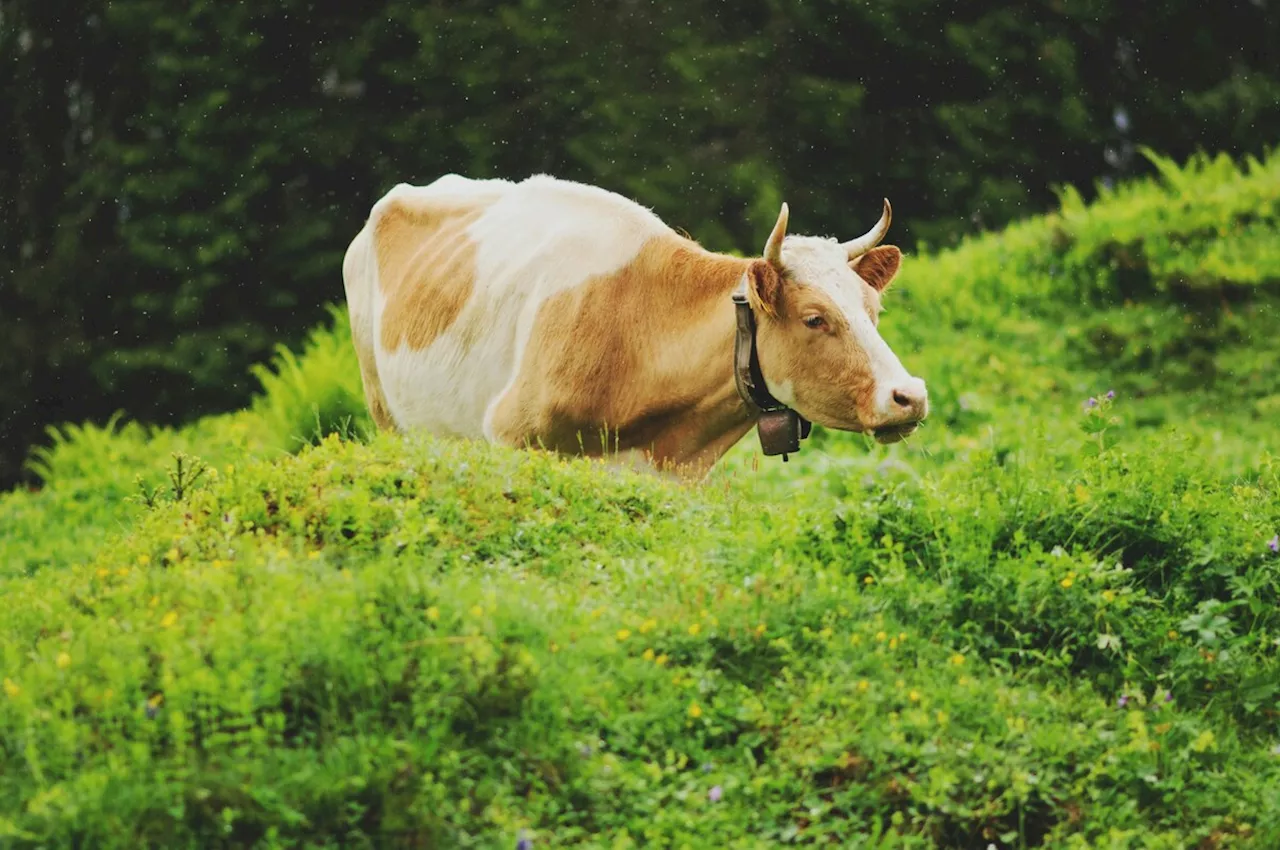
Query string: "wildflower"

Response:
xmin=3 ymin=678 xmax=20 ymax=698
xmin=642 ymin=648 xmax=654 ymax=661
xmin=849 ymin=634 xmax=862 ymax=646
xmin=1084 ymin=397 xmax=1098 ymax=409
xmin=96 ymin=568 xmax=109 ymax=578
xmin=875 ymin=631 xmax=887 ymax=642
xmin=165 ymin=548 xmax=179 ymax=563
xmin=1117 ymin=695 xmax=1129 ymax=708
xmin=1060 ymin=576 xmax=1074 ymax=589
xmin=936 ymin=710 xmax=949 ymax=725
xmin=754 ymin=623 xmax=766 ymax=636
xmin=426 ymin=606 xmax=440 ymax=622
xmin=1167 ymin=630 xmax=1179 ymax=640
xmin=908 ymin=690 xmax=921 ymax=702
xmin=863 ymin=575 xmax=875 ymax=585
xmin=1101 ymin=590 xmax=1116 ymax=602
xmin=470 ymin=605 xmax=484 ymax=618
xmin=55 ymin=652 xmax=71 ymax=669
xmin=1269 ymin=534 xmax=1279 ymax=554
xmin=117 ymin=568 xmax=129 ymax=577
xmin=639 ymin=618 xmax=658 ymax=634
xmin=958 ymin=676 xmax=971 ymax=687
xmin=160 ymin=611 xmax=178 ymax=629
xmin=654 ymin=653 xmax=669 ymax=666
xmin=856 ymin=679 xmax=870 ymax=692
xmin=1106 ymin=390 xmax=1115 ymax=400
xmin=688 ymin=702 xmax=703 ymax=719
xmin=888 ymin=638 xmax=898 ymax=651
xmin=550 ymin=642 xmax=560 ymax=653
xmin=708 ymin=785 xmax=723 ymax=803
xmin=516 ymin=830 xmax=533 ymax=850
xmin=138 ymin=554 xmax=151 ymax=566
xmin=687 ymin=623 xmax=701 ymax=636
xmin=1164 ymin=691 xmax=1174 ymax=703
xmin=950 ymin=653 xmax=966 ymax=666
xmin=616 ymin=629 xmax=632 ymax=641
xmin=308 ymin=550 xmax=322 ymax=560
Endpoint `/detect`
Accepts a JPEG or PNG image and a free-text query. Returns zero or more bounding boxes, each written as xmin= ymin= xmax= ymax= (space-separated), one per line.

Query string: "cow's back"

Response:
xmin=344 ymin=174 xmax=672 ymax=439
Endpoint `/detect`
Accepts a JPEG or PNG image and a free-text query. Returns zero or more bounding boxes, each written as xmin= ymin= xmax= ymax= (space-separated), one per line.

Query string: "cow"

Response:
xmin=342 ymin=174 xmax=928 ymax=480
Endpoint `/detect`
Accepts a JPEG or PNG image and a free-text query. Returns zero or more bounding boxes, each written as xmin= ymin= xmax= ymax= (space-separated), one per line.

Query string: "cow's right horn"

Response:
xmin=841 ymin=198 xmax=892 ymax=259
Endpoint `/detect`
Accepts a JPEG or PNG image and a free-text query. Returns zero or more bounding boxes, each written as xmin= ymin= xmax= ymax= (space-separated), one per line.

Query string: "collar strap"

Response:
xmin=731 ymin=277 xmax=812 ymax=461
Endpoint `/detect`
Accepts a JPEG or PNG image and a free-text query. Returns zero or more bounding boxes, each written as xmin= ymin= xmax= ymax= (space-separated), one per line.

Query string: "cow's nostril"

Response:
xmin=892 ymin=389 xmax=913 ymax=408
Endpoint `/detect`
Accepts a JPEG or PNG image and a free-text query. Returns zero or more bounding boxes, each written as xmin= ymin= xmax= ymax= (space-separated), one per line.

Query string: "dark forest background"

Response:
xmin=3 ymin=0 xmax=1278 ymax=488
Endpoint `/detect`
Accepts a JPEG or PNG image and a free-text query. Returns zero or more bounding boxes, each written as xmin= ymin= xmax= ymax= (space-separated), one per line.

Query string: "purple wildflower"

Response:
xmin=1268 ymin=534 xmax=1279 ymax=554
xmin=1164 ymin=691 xmax=1173 ymax=703
xmin=708 ymin=785 xmax=723 ymax=803
xmin=1117 ymin=695 xmax=1129 ymax=708
xmin=516 ymin=831 xmax=532 ymax=850
xmin=1106 ymin=390 xmax=1115 ymax=400
xmin=1085 ymin=397 xmax=1098 ymax=409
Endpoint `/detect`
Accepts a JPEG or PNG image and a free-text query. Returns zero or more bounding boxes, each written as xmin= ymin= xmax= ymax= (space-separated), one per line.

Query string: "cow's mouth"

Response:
xmin=872 ymin=422 xmax=920 ymax=444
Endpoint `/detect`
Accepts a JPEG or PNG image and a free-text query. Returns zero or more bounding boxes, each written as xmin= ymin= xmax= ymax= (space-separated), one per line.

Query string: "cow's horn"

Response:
xmin=763 ymin=202 xmax=789 ymax=268
xmin=842 ymin=198 xmax=892 ymax=259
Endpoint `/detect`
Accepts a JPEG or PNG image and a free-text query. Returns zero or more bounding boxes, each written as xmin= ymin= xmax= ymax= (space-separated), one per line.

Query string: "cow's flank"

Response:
xmin=375 ymin=200 xmax=483 ymax=353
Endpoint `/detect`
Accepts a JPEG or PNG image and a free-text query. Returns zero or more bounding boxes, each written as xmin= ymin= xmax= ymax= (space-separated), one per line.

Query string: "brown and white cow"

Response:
xmin=342 ymin=174 xmax=927 ymax=479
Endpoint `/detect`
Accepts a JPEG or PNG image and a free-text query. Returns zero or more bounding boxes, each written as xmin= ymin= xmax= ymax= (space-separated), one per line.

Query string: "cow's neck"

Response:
xmin=617 ymin=240 xmax=759 ymax=479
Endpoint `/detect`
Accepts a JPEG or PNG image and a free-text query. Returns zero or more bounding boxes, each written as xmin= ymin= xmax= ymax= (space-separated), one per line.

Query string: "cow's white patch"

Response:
xmin=351 ymin=174 xmax=669 ymax=441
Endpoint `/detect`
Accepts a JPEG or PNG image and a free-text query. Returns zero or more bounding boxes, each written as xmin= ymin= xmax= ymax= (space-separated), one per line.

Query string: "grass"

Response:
xmin=2 ymin=147 xmax=1279 ymax=848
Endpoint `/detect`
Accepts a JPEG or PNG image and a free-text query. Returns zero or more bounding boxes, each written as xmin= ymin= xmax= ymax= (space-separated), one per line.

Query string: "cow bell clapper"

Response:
xmin=731 ymin=279 xmax=813 ymax=461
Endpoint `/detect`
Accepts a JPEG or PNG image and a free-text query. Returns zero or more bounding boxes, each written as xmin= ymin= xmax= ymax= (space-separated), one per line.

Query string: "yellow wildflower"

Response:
xmin=908 ymin=690 xmax=921 ymax=702
xmin=863 ymin=576 xmax=875 ymax=585
xmin=687 ymin=623 xmax=701 ymax=636
xmin=642 ymin=648 xmax=655 ymax=661
xmin=160 ymin=610 xmax=178 ymax=629
xmin=889 ymin=638 xmax=899 ymax=651
xmin=96 ymin=568 xmax=109 ymax=578
xmin=1060 ymin=576 xmax=1074 ymax=589
xmin=755 ymin=623 xmax=766 ymax=636
xmin=470 ymin=605 xmax=484 ymax=618
xmin=165 ymin=548 xmax=180 ymax=563
xmin=308 ymin=550 xmax=322 ymax=560
xmin=616 ymin=629 xmax=632 ymax=641
xmin=3 ymin=678 xmax=19 ymax=698
xmin=55 ymin=653 xmax=71 ymax=669
xmin=936 ymin=710 xmax=949 ymax=725
xmin=550 ymin=642 xmax=560 ymax=653
xmin=849 ymin=634 xmax=862 ymax=646
xmin=1102 ymin=589 xmax=1116 ymax=602
xmin=875 ymin=631 xmax=887 ymax=642
xmin=639 ymin=618 xmax=658 ymax=634
xmin=856 ymin=679 xmax=870 ymax=692
xmin=116 ymin=568 xmax=129 ymax=577
xmin=654 ymin=653 xmax=669 ymax=666
xmin=137 ymin=554 xmax=151 ymax=566
xmin=958 ymin=676 xmax=972 ymax=687
xmin=688 ymin=702 xmax=703 ymax=719
xmin=147 ymin=694 xmax=164 ymax=709
xmin=1167 ymin=630 xmax=1179 ymax=640
xmin=426 ymin=606 xmax=440 ymax=622
xmin=898 ymin=632 xmax=907 ymax=641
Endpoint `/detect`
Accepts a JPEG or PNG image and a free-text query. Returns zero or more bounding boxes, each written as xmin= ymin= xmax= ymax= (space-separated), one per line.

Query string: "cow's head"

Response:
xmin=744 ymin=200 xmax=928 ymax=444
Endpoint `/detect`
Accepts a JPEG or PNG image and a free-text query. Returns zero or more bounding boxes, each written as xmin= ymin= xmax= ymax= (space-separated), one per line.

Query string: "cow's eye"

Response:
xmin=803 ymin=315 xmax=826 ymax=330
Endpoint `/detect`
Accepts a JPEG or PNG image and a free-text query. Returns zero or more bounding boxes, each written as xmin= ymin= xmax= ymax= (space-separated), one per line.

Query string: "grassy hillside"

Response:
xmin=2 ymin=149 xmax=1279 ymax=848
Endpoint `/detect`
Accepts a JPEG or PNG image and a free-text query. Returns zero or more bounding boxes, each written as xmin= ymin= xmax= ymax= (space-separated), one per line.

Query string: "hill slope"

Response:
xmin=2 ymin=149 xmax=1279 ymax=848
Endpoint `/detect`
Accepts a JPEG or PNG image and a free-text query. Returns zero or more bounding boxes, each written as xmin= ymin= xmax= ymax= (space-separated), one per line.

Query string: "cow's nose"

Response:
xmin=889 ymin=379 xmax=928 ymax=420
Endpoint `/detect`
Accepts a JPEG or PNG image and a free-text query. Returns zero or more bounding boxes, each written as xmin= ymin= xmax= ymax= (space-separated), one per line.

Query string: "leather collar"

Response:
xmin=731 ymin=277 xmax=812 ymax=461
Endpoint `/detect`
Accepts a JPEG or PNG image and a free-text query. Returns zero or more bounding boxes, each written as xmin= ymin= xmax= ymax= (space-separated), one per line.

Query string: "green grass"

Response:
xmin=2 ymin=147 xmax=1280 ymax=848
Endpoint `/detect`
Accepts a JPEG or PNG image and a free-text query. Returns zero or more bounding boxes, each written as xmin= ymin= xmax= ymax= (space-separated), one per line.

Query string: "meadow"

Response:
xmin=2 ymin=148 xmax=1279 ymax=848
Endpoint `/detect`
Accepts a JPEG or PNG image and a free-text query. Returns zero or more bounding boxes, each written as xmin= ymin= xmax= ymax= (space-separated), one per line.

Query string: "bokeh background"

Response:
xmin=3 ymin=0 xmax=1279 ymax=487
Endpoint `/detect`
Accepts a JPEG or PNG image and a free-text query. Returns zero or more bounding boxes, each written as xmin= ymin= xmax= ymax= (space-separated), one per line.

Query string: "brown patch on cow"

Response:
xmin=375 ymin=199 xmax=485 ymax=352
xmin=851 ymin=245 xmax=901 ymax=293
xmin=487 ymin=235 xmax=756 ymax=477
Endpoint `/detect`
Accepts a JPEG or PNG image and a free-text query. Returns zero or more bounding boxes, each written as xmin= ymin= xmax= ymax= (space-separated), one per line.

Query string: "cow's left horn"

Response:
xmin=763 ymin=202 xmax=789 ymax=268
xmin=842 ymin=198 xmax=892 ymax=259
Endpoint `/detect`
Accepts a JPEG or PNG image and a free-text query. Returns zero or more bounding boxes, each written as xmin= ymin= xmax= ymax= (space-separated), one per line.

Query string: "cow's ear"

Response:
xmin=747 ymin=259 xmax=783 ymax=318
xmin=850 ymin=245 xmax=901 ymax=293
